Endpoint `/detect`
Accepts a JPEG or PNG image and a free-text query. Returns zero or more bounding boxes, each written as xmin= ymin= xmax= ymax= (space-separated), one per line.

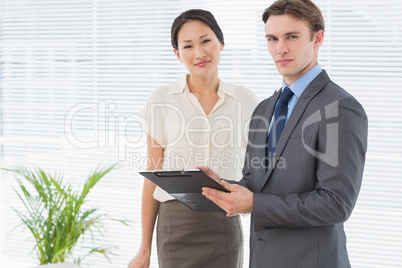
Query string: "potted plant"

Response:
xmin=3 ymin=164 xmax=127 ymax=266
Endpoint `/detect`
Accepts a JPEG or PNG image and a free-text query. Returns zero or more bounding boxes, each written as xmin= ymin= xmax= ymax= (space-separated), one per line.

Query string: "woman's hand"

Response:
xmin=198 ymin=166 xmax=220 ymax=182
xmin=127 ymin=250 xmax=151 ymax=268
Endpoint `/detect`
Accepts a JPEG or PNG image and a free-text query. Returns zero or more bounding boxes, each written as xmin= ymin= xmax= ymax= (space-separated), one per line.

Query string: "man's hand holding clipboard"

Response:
xmin=199 ymin=166 xmax=254 ymax=217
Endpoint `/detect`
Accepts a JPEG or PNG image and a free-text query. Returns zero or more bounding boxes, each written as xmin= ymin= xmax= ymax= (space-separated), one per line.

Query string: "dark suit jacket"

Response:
xmin=238 ymin=70 xmax=368 ymax=268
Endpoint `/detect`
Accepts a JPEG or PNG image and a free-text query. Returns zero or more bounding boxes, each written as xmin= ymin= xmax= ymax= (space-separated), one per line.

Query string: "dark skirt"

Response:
xmin=157 ymin=200 xmax=243 ymax=268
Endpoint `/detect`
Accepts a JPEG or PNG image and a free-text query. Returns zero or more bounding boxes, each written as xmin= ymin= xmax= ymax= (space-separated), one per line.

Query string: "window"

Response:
xmin=1 ymin=0 xmax=401 ymax=267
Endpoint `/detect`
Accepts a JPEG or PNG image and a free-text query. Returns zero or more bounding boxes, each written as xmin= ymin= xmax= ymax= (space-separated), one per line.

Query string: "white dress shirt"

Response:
xmin=139 ymin=75 xmax=259 ymax=202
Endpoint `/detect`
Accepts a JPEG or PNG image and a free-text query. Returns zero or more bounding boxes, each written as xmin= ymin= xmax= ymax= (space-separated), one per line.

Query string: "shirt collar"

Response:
xmin=169 ymin=74 xmax=236 ymax=98
xmin=282 ymin=64 xmax=322 ymax=97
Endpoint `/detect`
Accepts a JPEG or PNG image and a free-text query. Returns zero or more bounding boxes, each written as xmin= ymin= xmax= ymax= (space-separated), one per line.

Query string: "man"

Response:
xmin=201 ymin=0 xmax=368 ymax=267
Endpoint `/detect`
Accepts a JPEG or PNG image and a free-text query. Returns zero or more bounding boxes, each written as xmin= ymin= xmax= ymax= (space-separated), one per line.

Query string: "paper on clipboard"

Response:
xmin=139 ymin=169 xmax=229 ymax=212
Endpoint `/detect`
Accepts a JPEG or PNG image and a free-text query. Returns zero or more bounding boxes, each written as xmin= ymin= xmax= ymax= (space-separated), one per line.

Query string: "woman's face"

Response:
xmin=174 ymin=20 xmax=224 ymax=78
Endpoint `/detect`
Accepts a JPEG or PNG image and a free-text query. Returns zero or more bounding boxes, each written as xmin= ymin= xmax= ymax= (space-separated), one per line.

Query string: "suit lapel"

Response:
xmin=259 ymin=71 xmax=331 ymax=192
xmin=260 ymin=89 xmax=281 ymax=140
xmin=253 ymin=89 xmax=280 ymax=160
xmin=253 ymin=90 xmax=281 ymax=189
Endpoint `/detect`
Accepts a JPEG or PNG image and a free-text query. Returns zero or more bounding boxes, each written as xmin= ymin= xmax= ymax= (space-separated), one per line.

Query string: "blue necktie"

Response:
xmin=267 ymin=87 xmax=294 ymax=162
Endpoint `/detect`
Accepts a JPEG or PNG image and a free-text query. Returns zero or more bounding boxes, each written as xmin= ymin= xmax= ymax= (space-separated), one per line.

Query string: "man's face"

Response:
xmin=265 ymin=14 xmax=323 ymax=85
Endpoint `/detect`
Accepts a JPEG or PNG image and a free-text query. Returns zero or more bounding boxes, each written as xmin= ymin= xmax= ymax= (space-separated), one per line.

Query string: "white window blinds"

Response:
xmin=1 ymin=0 xmax=401 ymax=267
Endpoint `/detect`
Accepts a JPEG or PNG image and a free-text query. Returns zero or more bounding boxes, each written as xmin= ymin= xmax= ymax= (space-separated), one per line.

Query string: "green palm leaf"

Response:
xmin=2 ymin=164 xmax=126 ymax=265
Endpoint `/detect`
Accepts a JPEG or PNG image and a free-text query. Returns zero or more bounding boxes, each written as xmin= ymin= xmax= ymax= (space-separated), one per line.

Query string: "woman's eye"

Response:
xmin=202 ymin=39 xmax=211 ymax=44
xmin=183 ymin=45 xmax=192 ymax=49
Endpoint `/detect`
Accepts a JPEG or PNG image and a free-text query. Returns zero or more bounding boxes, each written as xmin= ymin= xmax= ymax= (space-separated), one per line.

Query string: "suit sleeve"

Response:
xmin=252 ymin=97 xmax=368 ymax=231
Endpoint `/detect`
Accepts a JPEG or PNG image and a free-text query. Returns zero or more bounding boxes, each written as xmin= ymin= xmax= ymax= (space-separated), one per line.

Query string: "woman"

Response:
xmin=128 ymin=9 xmax=259 ymax=268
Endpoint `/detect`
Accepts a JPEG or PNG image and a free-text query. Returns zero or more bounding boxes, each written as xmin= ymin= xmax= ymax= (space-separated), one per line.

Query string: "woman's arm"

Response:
xmin=128 ymin=135 xmax=163 ymax=268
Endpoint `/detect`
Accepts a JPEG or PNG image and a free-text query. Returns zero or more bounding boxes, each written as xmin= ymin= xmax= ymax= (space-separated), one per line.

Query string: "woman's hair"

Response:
xmin=262 ymin=0 xmax=325 ymax=38
xmin=171 ymin=9 xmax=224 ymax=50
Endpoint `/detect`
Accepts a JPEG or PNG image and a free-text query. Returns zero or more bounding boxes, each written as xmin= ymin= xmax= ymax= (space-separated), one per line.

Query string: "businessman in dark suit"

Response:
xmin=201 ymin=0 xmax=368 ymax=267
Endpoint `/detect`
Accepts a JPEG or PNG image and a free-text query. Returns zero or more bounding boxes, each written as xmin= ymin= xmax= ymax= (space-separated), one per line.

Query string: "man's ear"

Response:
xmin=173 ymin=48 xmax=182 ymax=62
xmin=314 ymin=30 xmax=324 ymax=50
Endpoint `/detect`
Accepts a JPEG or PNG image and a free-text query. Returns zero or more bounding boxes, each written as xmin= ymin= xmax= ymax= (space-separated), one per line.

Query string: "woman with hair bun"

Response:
xmin=128 ymin=9 xmax=259 ymax=268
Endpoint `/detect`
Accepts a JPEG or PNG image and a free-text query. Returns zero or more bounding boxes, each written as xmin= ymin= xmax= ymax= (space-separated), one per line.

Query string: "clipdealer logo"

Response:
xmin=64 ymin=102 xmax=146 ymax=154
xmin=64 ymin=101 xmax=251 ymax=162
xmin=302 ymin=100 xmax=339 ymax=168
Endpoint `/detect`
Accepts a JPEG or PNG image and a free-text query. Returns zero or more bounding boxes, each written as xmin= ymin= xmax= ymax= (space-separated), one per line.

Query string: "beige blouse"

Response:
xmin=139 ymin=75 xmax=259 ymax=202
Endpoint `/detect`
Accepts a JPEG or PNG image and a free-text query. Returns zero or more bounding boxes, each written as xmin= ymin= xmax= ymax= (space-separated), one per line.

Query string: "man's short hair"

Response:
xmin=262 ymin=0 xmax=325 ymax=38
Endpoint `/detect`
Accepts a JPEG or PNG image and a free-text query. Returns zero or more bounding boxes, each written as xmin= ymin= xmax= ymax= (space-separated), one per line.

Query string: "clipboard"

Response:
xmin=139 ymin=169 xmax=229 ymax=212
